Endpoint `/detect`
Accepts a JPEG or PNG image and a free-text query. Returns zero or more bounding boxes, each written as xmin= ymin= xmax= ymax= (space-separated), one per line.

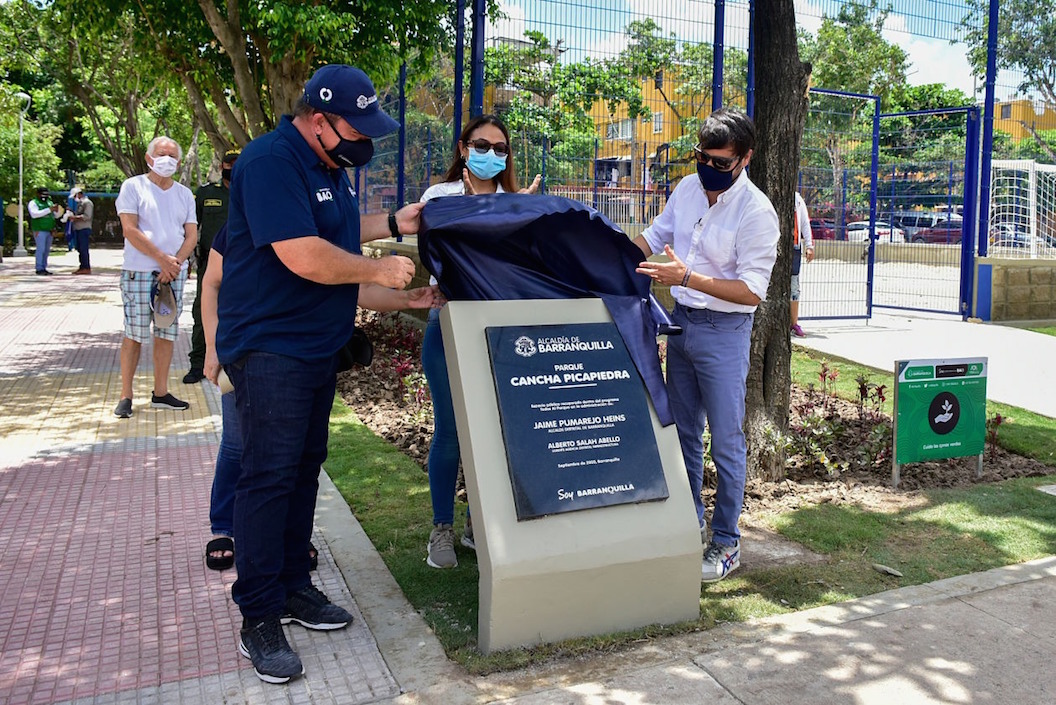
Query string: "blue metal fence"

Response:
xmin=345 ymin=0 xmax=1055 ymax=319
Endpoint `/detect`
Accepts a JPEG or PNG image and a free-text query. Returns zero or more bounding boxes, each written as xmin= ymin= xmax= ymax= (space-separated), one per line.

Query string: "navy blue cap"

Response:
xmin=302 ymin=65 xmax=399 ymax=138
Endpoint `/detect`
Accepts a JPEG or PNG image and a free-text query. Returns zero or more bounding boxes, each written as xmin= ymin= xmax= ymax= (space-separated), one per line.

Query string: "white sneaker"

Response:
xmin=701 ymin=541 xmax=740 ymax=583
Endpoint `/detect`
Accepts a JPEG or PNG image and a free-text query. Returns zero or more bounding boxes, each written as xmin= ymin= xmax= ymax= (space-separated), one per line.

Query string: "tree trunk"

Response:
xmin=1020 ymin=121 xmax=1056 ymax=162
xmin=179 ymin=72 xmax=229 ymax=157
xmin=744 ymin=0 xmax=810 ymax=481
xmin=197 ymin=0 xmax=272 ymax=138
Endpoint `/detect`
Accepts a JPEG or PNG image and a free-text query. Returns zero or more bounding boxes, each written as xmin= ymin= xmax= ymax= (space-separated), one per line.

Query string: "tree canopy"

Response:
xmin=15 ymin=0 xmax=457 ymax=177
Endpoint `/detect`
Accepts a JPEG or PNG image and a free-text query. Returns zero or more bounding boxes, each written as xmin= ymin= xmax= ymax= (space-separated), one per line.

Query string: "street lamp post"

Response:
xmin=13 ymin=91 xmax=31 ymax=257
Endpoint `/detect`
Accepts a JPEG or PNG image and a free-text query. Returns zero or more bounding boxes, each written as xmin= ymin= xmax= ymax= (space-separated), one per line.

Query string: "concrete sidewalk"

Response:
xmin=2 ymin=247 xmax=1055 ymax=704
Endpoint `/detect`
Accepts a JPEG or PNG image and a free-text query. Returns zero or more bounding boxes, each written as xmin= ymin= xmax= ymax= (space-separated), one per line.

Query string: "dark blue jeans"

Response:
xmin=208 ymin=392 xmax=240 ymax=537
xmin=75 ymin=229 xmax=91 ymax=270
xmin=422 ymin=309 xmax=461 ymax=526
xmin=227 ymin=352 xmax=337 ymax=619
xmin=666 ymin=304 xmax=753 ymax=546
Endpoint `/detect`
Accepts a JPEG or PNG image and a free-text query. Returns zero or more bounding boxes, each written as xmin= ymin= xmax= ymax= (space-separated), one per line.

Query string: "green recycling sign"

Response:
xmin=894 ymin=357 xmax=987 ymax=465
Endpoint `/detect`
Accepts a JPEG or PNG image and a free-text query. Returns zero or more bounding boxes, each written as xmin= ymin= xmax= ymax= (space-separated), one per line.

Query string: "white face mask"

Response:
xmin=150 ymin=154 xmax=179 ymax=178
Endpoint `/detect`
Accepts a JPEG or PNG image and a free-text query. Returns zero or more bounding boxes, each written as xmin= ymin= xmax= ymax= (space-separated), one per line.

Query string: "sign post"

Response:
xmin=893 ymin=357 xmax=988 ymax=487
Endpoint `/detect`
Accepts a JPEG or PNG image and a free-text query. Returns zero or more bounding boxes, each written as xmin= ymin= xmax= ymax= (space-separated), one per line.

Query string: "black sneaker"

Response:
xmin=151 ymin=391 xmax=190 ymax=410
xmin=114 ymin=398 xmax=133 ymax=418
xmin=238 ymin=617 xmax=304 ymax=684
xmin=281 ymin=584 xmax=352 ymax=631
xmin=182 ymin=368 xmax=205 ymax=384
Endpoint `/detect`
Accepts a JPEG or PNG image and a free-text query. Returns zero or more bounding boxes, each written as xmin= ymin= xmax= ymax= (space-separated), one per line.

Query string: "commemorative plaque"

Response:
xmin=486 ymin=321 xmax=668 ymax=520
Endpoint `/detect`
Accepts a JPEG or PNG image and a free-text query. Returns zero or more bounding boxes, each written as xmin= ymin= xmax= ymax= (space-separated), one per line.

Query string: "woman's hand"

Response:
xmin=520 ymin=174 xmax=542 ymax=194
xmin=461 ymin=168 xmax=477 ymax=196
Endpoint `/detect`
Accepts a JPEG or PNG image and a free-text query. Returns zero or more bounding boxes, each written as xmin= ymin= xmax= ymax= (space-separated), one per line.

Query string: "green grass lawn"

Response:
xmin=327 ymin=352 xmax=1056 ymax=673
xmin=1029 ymin=326 xmax=1056 ymax=337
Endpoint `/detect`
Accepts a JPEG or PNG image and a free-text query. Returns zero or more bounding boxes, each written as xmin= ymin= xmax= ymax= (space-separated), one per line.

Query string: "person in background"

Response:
xmin=634 ymin=108 xmax=778 ymax=584
xmin=28 ymin=187 xmax=59 ymax=275
xmin=112 ymin=136 xmax=198 ymax=418
xmin=70 ymin=187 xmax=94 ymax=275
xmin=65 ymin=188 xmax=78 ymax=252
xmin=790 ymin=192 xmax=814 ymax=337
xmin=184 ymin=149 xmax=240 ymax=384
xmin=418 ymin=113 xmax=540 ymax=569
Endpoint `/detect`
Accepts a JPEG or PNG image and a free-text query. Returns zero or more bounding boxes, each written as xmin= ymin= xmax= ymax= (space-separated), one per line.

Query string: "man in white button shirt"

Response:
xmin=635 ymin=108 xmax=779 ymax=583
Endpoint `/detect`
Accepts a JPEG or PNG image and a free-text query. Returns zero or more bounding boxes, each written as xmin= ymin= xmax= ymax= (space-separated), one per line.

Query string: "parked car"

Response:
xmin=892 ymin=211 xmax=963 ymax=238
xmin=845 ymin=220 xmax=905 ymax=243
xmin=809 ymin=219 xmax=836 ymax=240
xmin=911 ymin=220 xmax=963 ymax=245
xmin=989 ymin=223 xmax=1034 ymax=249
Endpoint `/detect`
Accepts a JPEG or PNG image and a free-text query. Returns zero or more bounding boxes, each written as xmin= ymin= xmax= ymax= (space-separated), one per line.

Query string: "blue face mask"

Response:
xmin=466 ymin=149 xmax=507 ymax=181
xmin=697 ymin=161 xmax=739 ymax=192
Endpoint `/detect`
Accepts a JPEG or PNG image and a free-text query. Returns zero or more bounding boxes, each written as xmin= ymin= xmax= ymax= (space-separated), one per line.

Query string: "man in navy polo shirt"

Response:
xmin=217 ymin=64 xmax=432 ymax=684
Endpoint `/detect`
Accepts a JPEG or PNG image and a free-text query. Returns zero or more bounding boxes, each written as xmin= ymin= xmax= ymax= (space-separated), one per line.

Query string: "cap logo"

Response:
xmin=356 ymin=94 xmax=378 ymax=110
xmin=319 ymin=87 xmax=333 ymax=102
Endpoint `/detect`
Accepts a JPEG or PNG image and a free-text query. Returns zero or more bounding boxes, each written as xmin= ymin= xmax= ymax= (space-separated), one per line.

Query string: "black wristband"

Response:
xmin=388 ymin=212 xmax=401 ymax=241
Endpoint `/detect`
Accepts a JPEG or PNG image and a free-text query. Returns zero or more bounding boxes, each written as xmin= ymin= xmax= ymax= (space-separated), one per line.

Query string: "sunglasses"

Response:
xmin=466 ymin=138 xmax=509 ymax=156
xmin=693 ymin=146 xmax=741 ymax=172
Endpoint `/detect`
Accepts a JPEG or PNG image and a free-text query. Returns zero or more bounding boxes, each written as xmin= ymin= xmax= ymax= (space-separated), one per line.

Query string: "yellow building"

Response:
xmin=593 ymin=70 xmax=706 ymax=190
xmin=993 ymin=99 xmax=1056 ymax=140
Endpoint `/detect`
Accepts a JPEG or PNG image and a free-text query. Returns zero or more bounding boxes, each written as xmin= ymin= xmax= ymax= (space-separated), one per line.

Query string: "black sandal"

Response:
xmin=205 ymin=537 xmax=235 ymax=571
xmin=309 ymin=542 xmax=319 ymax=571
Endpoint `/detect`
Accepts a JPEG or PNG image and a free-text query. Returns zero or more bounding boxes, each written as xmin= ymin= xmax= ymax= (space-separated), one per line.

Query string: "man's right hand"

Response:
xmin=372 ymin=255 xmax=416 ymax=289
xmin=157 ymin=253 xmax=181 ymax=283
xmin=204 ymin=350 xmax=221 ymax=386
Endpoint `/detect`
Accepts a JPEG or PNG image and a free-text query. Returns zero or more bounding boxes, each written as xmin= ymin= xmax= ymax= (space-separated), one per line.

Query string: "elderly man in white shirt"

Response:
xmin=112 ymin=136 xmax=198 ymax=419
xmin=635 ymin=108 xmax=779 ymax=583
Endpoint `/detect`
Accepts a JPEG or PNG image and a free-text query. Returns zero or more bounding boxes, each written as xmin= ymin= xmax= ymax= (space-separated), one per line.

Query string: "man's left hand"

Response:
xmin=805 ymin=246 xmax=815 ymax=263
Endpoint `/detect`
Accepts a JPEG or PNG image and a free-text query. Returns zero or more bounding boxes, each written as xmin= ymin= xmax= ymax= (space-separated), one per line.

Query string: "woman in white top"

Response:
xmin=420 ymin=114 xmax=539 ymax=568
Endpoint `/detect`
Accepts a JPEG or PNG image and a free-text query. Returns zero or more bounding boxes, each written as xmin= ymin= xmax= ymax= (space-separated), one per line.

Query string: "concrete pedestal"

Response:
xmin=441 ymin=299 xmax=701 ymax=654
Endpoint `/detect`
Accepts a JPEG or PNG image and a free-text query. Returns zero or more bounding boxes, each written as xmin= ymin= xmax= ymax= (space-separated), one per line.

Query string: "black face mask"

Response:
xmin=318 ymin=117 xmax=374 ymax=168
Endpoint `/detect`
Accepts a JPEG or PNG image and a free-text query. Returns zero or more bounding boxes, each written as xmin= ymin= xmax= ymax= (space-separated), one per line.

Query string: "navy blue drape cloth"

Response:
xmin=418 ymin=193 xmax=677 ymax=426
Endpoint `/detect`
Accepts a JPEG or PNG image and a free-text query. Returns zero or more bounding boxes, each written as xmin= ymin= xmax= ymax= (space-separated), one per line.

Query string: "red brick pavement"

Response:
xmin=0 ymin=254 xmax=244 ymax=704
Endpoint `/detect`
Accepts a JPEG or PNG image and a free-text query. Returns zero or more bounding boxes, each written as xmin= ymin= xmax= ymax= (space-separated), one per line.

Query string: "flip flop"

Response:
xmin=309 ymin=542 xmax=318 ymax=571
xmin=205 ymin=537 xmax=235 ymax=571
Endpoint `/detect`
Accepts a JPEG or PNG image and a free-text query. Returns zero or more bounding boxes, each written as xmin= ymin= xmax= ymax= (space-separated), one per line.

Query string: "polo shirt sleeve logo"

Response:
xmin=316 ymin=187 xmax=335 ymax=202
xmin=356 ymin=94 xmax=378 ymax=109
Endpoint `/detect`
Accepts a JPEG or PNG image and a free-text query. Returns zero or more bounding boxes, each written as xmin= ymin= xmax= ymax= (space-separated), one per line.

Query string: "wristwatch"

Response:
xmin=388 ymin=212 xmax=401 ymax=241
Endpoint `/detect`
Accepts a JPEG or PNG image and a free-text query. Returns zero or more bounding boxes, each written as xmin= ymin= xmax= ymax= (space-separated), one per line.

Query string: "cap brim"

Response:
xmin=151 ymin=282 xmax=178 ymax=328
xmin=341 ymin=109 xmax=400 ymax=138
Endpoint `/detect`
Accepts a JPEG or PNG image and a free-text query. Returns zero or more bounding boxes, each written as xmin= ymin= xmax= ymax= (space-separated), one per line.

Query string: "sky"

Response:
xmin=486 ymin=0 xmax=993 ymax=100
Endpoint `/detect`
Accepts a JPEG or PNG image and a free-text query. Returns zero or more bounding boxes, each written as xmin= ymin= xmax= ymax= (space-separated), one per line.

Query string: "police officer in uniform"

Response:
xmin=184 ymin=149 xmax=239 ymax=383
